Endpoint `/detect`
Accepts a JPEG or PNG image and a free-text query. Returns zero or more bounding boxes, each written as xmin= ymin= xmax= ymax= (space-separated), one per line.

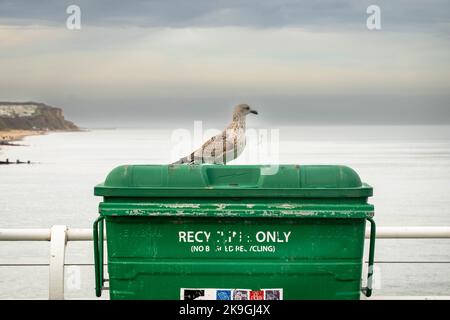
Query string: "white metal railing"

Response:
xmin=372 ymin=227 xmax=450 ymax=239
xmin=1 ymin=226 xmax=450 ymax=300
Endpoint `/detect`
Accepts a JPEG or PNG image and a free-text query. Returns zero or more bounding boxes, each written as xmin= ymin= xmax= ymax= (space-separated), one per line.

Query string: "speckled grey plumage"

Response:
xmin=173 ymin=104 xmax=258 ymax=164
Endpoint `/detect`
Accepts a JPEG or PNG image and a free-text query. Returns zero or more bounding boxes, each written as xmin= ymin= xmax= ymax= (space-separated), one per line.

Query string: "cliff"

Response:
xmin=0 ymin=102 xmax=78 ymax=131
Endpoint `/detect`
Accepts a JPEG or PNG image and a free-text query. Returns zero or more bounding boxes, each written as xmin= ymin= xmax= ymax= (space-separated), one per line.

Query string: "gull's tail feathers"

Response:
xmin=171 ymin=155 xmax=194 ymax=165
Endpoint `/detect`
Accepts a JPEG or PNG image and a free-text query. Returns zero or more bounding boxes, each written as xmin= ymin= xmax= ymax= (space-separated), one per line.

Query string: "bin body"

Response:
xmin=94 ymin=165 xmax=374 ymax=300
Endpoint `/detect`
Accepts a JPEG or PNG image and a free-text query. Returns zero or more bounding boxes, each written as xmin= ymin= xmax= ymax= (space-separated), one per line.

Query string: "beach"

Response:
xmin=0 ymin=130 xmax=44 ymax=144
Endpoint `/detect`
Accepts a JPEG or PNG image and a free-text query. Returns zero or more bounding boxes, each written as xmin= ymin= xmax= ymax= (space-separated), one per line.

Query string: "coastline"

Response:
xmin=1 ymin=128 xmax=87 ymax=148
xmin=0 ymin=129 xmax=85 ymax=147
xmin=0 ymin=130 xmax=45 ymax=145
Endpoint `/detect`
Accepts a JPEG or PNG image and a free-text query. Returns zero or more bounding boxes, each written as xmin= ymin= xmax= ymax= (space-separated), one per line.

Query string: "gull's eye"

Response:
xmin=245 ymin=106 xmax=250 ymax=110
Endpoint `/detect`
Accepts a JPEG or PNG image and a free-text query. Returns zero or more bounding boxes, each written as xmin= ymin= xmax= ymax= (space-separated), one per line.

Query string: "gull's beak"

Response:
xmin=250 ymin=109 xmax=258 ymax=115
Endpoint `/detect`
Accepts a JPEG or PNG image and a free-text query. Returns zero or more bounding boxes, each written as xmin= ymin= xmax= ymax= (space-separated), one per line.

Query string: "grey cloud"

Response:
xmin=1 ymin=1 xmax=449 ymax=127
xmin=0 ymin=0 xmax=449 ymax=30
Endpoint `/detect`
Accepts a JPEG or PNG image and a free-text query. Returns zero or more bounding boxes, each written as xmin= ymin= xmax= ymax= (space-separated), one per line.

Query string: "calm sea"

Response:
xmin=1 ymin=126 xmax=449 ymax=299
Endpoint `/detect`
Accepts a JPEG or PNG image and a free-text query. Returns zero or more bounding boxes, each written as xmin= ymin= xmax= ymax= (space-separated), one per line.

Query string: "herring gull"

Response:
xmin=172 ymin=104 xmax=258 ymax=164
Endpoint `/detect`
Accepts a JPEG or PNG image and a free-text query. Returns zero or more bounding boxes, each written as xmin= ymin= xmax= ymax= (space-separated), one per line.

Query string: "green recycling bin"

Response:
xmin=93 ymin=164 xmax=375 ymax=300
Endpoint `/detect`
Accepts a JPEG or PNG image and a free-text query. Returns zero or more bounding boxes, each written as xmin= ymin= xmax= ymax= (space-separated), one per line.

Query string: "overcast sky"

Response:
xmin=0 ymin=0 xmax=449 ymax=127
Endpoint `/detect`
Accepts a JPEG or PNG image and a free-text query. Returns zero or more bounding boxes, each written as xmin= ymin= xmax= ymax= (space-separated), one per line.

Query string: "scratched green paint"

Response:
xmin=94 ymin=165 xmax=374 ymax=300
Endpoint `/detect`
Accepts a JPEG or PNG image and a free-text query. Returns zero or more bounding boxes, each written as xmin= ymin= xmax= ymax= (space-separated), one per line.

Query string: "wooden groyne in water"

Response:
xmin=0 ymin=141 xmax=24 ymax=147
xmin=0 ymin=158 xmax=31 ymax=165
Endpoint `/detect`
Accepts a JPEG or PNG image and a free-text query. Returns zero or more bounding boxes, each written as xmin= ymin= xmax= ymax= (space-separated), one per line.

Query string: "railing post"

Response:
xmin=49 ymin=225 xmax=67 ymax=300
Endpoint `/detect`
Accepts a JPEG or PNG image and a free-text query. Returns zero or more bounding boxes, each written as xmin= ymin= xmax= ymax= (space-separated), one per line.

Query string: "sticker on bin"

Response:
xmin=181 ymin=289 xmax=234 ymax=300
xmin=263 ymin=289 xmax=283 ymax=300
xmin=232 ymin=289 xmax=250 ymax=300
xmin=249 ymin=290 xmax=264 ymax=300
xmin=180 ymin=288 xmax=283 ymax=300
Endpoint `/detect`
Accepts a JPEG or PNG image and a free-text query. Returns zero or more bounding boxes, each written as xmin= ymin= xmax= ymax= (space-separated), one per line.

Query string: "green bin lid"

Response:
xmin=94 ymin=165 xmax=372 ymax=198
